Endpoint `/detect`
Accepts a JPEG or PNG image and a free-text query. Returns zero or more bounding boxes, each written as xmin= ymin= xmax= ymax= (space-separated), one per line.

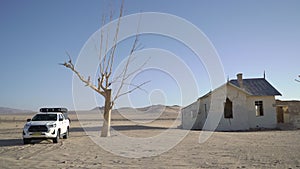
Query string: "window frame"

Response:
xmin=255 ymin=101 xmax=264 ymax=117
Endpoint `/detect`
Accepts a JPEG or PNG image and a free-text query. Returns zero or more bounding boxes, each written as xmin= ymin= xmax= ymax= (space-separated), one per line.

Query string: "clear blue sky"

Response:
xmin=0 ymin=0 xmax=299 ymax=111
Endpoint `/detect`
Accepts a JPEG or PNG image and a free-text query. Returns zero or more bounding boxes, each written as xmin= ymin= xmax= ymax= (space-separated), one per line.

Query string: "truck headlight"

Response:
xmin=24 ymin=123 xmax=30 ymax=130
xmin=47 ymin=124 xmax=56 ymax=128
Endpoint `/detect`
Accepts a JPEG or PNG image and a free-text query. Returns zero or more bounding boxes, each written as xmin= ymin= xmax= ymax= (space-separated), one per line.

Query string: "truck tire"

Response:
xmin=63 ymin=128 xmax=69 ymax=139
xmin=53 ymin=130 xmax=60 ymax=143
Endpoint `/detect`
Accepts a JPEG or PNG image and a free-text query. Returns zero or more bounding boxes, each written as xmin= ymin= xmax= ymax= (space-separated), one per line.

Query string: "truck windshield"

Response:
xmin=31 ymin=114 xmax=57 ymax=121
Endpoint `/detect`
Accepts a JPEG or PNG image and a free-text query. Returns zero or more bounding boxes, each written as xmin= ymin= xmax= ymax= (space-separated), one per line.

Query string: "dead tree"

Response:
xmin=61 ymin=2 xmax=148 ymax=137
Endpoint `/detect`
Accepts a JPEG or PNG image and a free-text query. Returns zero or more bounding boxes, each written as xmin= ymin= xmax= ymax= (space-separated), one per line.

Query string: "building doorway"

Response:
xmin=276 ymin=106 xmax=289 ymax=123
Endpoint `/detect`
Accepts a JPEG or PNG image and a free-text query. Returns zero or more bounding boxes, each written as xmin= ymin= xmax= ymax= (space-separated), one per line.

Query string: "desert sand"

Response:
xmin=1 ymin=108 xmax=300 ymax=169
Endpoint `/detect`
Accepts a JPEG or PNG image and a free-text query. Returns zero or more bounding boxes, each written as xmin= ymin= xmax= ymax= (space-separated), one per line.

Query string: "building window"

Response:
xmin=255 ymin=101 xmax=264 ymax=116
xmin=224 ymin=98 xmax=233 ymax=118
xmin=204 ymin=104 xmax=207 ymax=117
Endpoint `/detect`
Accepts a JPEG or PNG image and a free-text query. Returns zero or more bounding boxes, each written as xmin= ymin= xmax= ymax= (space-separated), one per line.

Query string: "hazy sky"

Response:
xmin=0 ymin=0 xmax=299 ymax=111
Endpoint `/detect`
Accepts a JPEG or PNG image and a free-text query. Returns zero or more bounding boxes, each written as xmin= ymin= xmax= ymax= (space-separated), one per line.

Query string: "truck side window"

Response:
xmin=59 ymin=114 xmax=63 ymax=121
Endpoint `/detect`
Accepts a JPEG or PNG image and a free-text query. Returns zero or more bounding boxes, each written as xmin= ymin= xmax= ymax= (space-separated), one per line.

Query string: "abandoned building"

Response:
xmin=182 ymin=73 xmax=282 ymax=131
xmin=276 ymin=100 xmax=300 ymax=129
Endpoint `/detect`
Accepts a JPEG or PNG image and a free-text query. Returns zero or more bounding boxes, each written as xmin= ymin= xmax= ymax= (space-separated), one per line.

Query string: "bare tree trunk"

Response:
xmin=101 ymin=89 xmax=112 ymax=137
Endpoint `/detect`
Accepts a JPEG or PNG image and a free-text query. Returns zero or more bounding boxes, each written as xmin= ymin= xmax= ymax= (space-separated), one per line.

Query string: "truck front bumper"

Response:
xmin=23 ymin=128 xmax=57 ymax=139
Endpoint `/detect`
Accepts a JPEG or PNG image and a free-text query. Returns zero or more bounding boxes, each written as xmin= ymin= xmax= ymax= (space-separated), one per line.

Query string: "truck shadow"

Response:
xmin=0 ymin=139 xmax=47 ymax=147
xmin=0 ymin=139 xmax=23 ymax=147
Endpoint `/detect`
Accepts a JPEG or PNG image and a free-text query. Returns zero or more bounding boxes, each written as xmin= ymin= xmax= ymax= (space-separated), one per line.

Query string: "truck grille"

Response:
xmin=28 ymin=125 xmax=48 ymax=132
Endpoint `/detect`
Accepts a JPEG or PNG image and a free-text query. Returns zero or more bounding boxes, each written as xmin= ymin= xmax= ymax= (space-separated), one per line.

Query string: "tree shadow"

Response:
xmin=70 ymin=127 xmax=99 ymax=132
xmin=70 ymin=125 xmax=169 ymax=133
xmin=112 ymin=125 xmax=168 ymax=131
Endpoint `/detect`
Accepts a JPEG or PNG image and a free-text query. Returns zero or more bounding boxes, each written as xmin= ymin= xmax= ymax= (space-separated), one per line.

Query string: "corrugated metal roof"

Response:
xmin=229 ymin=78 xmax=281 ymax=96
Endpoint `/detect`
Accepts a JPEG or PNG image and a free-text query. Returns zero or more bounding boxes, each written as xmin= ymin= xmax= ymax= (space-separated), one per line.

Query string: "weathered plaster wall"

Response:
xmin=276 ymin=100 xmax=300 ymax=128
xmin=247 ymin=96 xmax=277 ymax=129
xmin=181 ymin=100 xmax=199 ymax=129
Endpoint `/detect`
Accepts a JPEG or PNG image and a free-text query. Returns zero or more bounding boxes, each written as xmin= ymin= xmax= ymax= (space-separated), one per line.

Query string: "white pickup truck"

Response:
xmin=22 ymin=108 xmax=70 ymax=144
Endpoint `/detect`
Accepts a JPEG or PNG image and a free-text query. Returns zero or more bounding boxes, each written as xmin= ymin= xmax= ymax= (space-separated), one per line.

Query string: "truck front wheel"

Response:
xmin=63 ymin=127 xmax=69 ymax=139
xmin=53 ymin=130 xmax=60 ymax=143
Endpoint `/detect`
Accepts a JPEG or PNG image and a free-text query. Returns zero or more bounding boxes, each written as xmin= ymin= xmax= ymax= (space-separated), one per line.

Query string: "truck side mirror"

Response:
xmin=27 ymin=119 xmax=31 ymax=122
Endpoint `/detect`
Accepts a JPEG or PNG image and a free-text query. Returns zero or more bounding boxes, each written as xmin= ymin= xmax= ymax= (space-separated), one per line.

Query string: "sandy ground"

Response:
xmin=1 ymin=111 xmax=300 ymax=169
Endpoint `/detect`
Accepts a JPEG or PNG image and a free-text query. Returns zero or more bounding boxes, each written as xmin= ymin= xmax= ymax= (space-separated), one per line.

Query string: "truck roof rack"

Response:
xmin=40 ymin=108 xmax=68 ymax=113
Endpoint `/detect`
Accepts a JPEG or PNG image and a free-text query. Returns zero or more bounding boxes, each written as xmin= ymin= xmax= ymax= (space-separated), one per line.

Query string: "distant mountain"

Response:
xmin=91 ymin=105 xmax=181 ymax=113
xmin=111 ymin=105 xmax=181 ymax=121
xmin=0 ymin=107 xmax=33 ymax=114
xmin=78 ymin=105 xmax=181 ymax=121
xmin=90 ymin=106 xmax=104 ymax=111
xmin=136 ymin=104 xmax=180 ymax=113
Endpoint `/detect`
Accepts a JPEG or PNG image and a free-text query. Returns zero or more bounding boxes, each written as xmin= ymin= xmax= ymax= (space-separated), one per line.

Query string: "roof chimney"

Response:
xmin=237 ymin=73 xmax=243 ymax=88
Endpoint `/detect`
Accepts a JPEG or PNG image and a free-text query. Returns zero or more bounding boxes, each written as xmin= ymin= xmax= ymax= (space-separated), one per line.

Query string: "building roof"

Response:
xmin=229 ymin=78 xmax=281 ymax=96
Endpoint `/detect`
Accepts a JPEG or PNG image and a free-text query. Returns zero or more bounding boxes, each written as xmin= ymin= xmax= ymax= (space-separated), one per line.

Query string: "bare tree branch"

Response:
xmin=102 ymin=32 xmax=109 ymax=74
xmin=113 ymin=81 xmax=150 ymax=93
xmin=123 ymin=56 xmax=150 ymax=80
xmin=112 ymin=33 xmax=139 ymax=101
xmin=98 ymin=14 xmax=106 ymax=73
xmin=108 ymin=1 xmax=124 ymax=75
xmin=113 ymin=80 xmax=150 ymax=101
xmin=60 ymin=58 xmax=105 ymax=97
xmin=112 ymin=55 xmax=150 ymax=84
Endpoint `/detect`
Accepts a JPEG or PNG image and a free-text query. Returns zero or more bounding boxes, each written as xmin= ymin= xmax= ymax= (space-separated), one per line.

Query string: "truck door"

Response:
xmin=58 ymin=114 xmax=66 ymax=133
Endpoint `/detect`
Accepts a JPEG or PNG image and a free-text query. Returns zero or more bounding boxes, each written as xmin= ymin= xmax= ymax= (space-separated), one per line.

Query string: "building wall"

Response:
xmin=181 ymin=100 xmax=199 ymax=129
xmin=246 ymin=96 xmax=277 ymax=129
xmin=276 ymin=100 xmax=300 ymax=128
xmin=216 ymin=85 xmax=249 ymax=131
xmin=288 ymin=102 xmax=300 ymax=128
xmin=192 ymin=85 xmax=251 ymax=131
xmin=198 ymin=94 xmax=211 ymax=130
